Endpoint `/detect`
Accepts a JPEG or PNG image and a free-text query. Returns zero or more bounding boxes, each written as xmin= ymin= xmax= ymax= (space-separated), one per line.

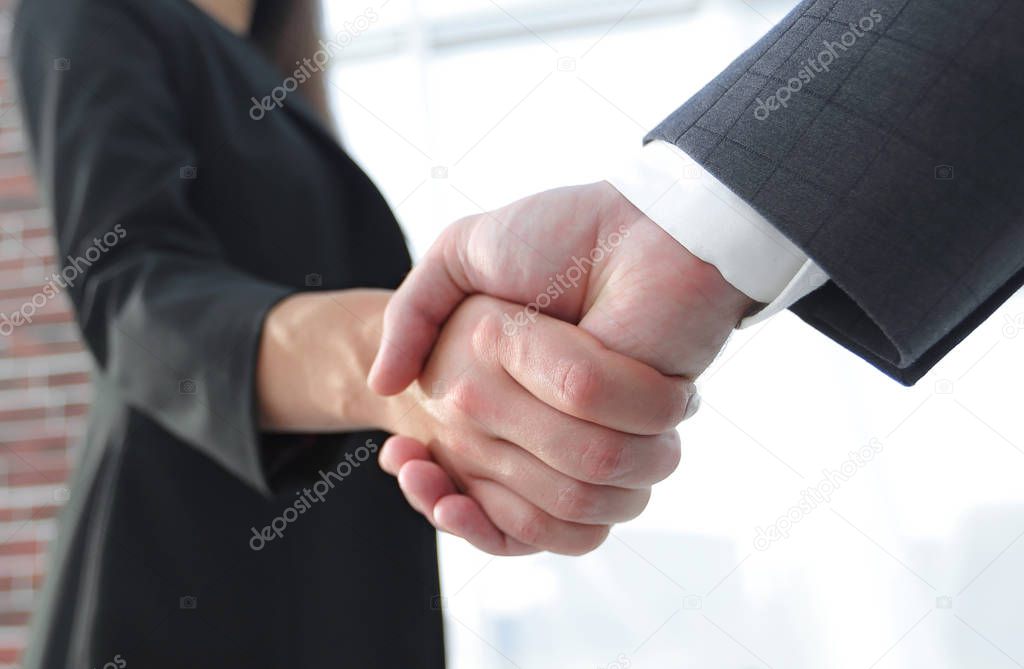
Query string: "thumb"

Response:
xmin=368 ymin=222 xmax=473 ymax=395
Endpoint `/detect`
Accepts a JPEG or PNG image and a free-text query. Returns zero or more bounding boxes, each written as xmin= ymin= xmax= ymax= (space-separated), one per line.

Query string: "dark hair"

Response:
xmin=249 ymin=0 xmax=333 ymax=125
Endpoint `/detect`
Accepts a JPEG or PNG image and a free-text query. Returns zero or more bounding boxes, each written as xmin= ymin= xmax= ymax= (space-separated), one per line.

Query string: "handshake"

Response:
xmin=368 ymin=181 xmax=756 ymax=556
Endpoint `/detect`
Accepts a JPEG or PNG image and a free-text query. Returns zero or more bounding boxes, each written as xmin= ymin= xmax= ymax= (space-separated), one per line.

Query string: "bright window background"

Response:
xmin=326 ymin=1 xmax=1024 ymax=667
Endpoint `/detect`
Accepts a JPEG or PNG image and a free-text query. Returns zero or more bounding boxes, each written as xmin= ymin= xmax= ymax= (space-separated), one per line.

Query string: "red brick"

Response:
xmin=0 ymin=53 xmax=79 ymax=667
xmin=5 ymin=467 xmax=70 ymax=487
xmin=0 ymin=540 xmax=42 ymax=558
xmin=0 ymin=505 xmax=59 ymax=523
xmin=0 ymin=611 xmax=31 ymax=627
xmin=46 ymin=371 xmax=90 ymax=387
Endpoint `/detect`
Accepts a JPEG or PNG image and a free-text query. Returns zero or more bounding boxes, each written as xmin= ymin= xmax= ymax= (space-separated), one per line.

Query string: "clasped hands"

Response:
xmin=371 ymin=182 xmax=754 ymax=556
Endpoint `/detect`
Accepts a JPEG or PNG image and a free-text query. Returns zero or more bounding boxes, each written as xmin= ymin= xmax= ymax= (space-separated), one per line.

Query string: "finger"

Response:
xmin=464 ymin=478 xmax=611 ymax=556
xmin=433 ymin=494 xmax=539 ymax=556
xmin=379 ymin=435 xmax=432 ymax=476
xmin=396 ymin=459 xmax=537 ymax=556
xmin=368 ymin=223 xmax=474 ymax=396
xmin=445 ymin=366 xmax=681 ymax=488
xmin=465 ymin=438 xmax=651 ymax=524
xmin=397 ymin=460 xmax=459 ymax=518
xmin=481 ymin=304 xmax=696 ymax=434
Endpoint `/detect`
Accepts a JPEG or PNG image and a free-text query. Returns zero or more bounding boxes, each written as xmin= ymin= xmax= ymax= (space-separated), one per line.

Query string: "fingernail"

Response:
xmin=432 ymin=504 xmax=454 ymax=534
xmin=683 ymin=391 xmax=701 ymax=420
xmin=431 ymin=508 xmax=447 ymax=531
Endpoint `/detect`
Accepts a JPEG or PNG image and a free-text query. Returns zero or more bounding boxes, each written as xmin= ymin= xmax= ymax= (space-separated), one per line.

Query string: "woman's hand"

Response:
xmin=377 ymin=295 xmax=692 ymax=556
xmin=257 ymin=289 xmax=690 ymax=556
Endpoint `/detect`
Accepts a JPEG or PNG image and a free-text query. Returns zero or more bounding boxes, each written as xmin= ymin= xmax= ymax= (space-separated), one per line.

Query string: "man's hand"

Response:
xmin=378 ymin=295 xmax=689 ymax=556
xmin=371 ymin=182 xmax=756 ymax=552
xmin=370 ymin=181 xmax=755 ymax=392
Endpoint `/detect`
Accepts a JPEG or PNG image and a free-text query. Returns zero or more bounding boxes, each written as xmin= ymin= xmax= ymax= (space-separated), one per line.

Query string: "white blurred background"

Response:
xmin=324 ymin=1 xmax=1024 ymax=667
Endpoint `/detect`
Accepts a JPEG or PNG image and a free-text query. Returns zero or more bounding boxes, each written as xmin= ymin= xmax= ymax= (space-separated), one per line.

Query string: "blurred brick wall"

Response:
xmin=0 ymin=3 xmax=91 ymax=665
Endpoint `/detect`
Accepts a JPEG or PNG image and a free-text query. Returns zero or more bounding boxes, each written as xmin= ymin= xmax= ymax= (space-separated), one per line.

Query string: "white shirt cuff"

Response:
xmin=607 ymin=141 xmax=829 ymax=328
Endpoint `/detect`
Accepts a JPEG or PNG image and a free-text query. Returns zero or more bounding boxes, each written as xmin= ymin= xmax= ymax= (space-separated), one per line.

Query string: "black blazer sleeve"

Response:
xmin=647 ymin=0 xmax=1024 ymax=385
xmin=12 ymin=4 xmax=295 ymax=493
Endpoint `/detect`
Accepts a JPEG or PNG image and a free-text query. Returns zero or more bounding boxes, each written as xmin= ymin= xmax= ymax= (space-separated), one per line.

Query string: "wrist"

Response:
xmin=602 ymin=181 xmax=757 ymax=326
xmin=684 ymin=246 xmax=761 ymax=327
xmin=375 ymin=383 xmax=428 ymax=438
xmin=257 ymin=289 xmax=403 ymax=433
xmin=353 ymin=295 xmax=430 ymax=437
xmin=575 ymin=185 xmax=758 ymax=378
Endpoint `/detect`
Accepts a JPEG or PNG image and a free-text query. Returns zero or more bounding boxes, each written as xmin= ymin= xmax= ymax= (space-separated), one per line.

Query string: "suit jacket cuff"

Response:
xmin=607 ymin=140 xmax=828 ymax=326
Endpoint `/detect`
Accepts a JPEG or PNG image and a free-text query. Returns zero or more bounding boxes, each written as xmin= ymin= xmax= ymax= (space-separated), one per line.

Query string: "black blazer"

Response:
xmin=650 ymin=0 xmax=1024 ymax=384
xmin=12 ymin=0 xmax=444 ymax=666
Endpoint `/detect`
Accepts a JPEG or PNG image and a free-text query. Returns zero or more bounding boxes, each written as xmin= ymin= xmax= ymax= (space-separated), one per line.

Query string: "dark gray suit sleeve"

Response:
xmin=648 ymin=0 xmax=1024 ymax=384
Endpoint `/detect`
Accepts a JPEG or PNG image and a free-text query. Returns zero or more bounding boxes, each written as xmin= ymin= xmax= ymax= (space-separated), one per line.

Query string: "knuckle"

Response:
xmin=653 ymin=381 xmax=695 ymax=432
xmin=650 ymin=431 xmax=682 ymax=483
xmin=452 ymin=213 xmax=480 ymax=233
xmin=556 ymin=358 xmax=603 ymax=414
xmin=433 ymin=216 xmax=474 ymax=259
xmin=470 ymin=310 xmax=504 ymax=360
xmin=444 ymin=438 xmax=476 ymax=462
xmin=509 ymin=505 xmax=546 ymax=547
xmin=634 ymin=488 xmax=653 ymax=517
xmin=588 ymin=525 xmax=613 ymax=552
xmin=554 ymin=482 xmax=604 ymax=523
xmin=580 ymin=436 xmax=630 ymax=484
xmin=565 ymin=525 xmax=612 ymax=556
xmin=447 ymin=378 xmax=481 ymax=417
